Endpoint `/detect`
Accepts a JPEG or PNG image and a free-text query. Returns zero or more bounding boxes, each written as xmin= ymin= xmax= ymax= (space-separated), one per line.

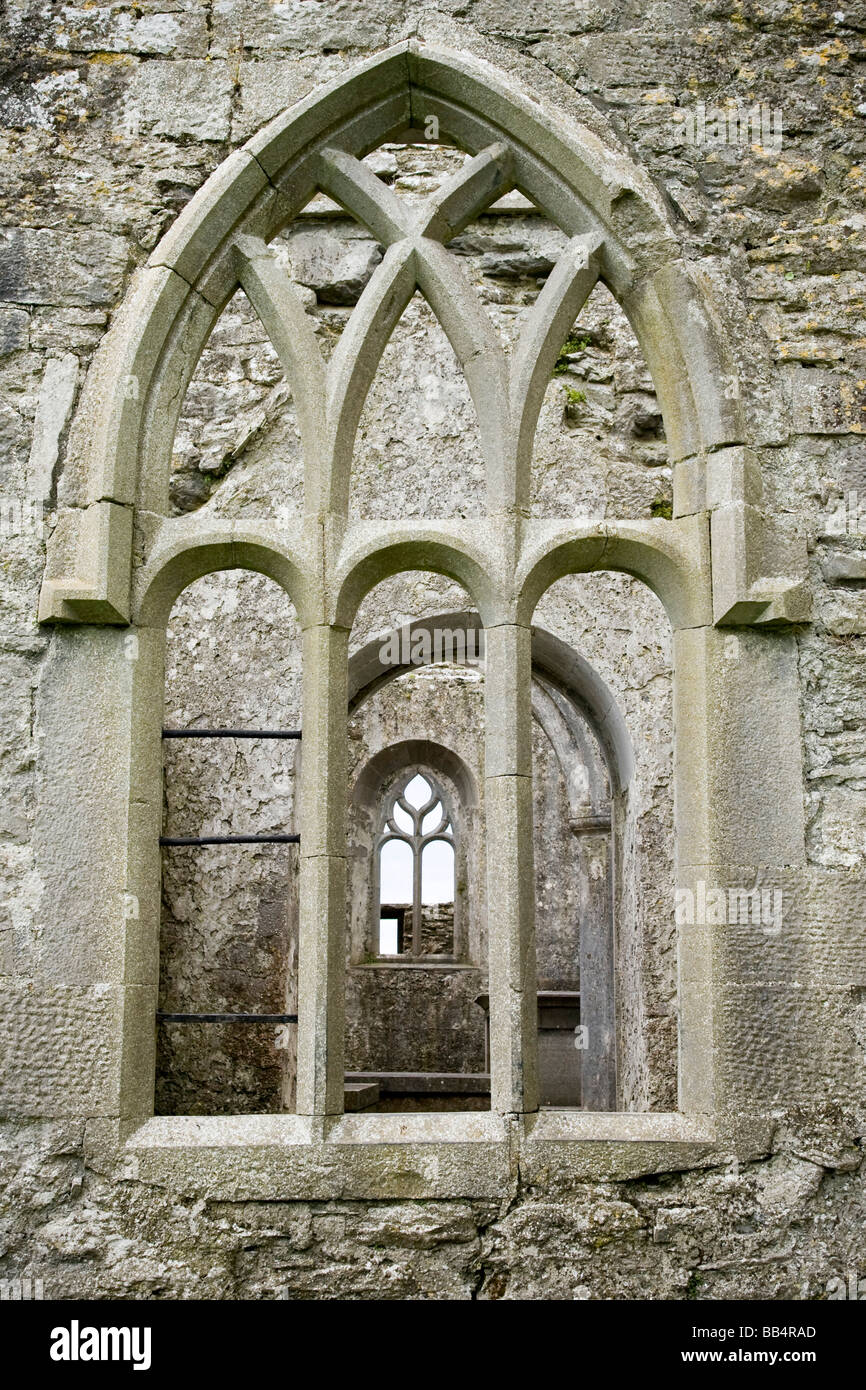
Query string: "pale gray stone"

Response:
xmin=129 ymin=60 xmax=234 ymax=143
xmin=0 ymin=228 xmax=128 ymax=308
xmin=1 ymin=10 xmax=864 ymax=1306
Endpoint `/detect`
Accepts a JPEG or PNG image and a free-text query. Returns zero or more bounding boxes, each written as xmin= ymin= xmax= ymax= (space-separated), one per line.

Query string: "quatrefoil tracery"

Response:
xmin=233 ymin=141 xmax=603 ymax=519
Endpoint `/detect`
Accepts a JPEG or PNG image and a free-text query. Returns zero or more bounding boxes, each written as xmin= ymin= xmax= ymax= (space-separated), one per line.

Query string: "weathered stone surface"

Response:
xmin=53 ymin=4 xmax=210 ymax=59
xmin=129 ymin=60 xmax=234 ymax=143
xmin=0 ymin=228 xmax=128 ymax=308
xmin=1 ymin=2 xmax=865 ymax=1303
xmin=287 ymin=225 xmax=383 ymax=305
xmin=0 ymin=305 xmax=29 ymax=355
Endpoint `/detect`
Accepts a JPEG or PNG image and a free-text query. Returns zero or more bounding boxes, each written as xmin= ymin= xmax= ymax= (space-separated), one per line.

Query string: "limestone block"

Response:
xmin=0 ymin=305 xmax=29 ymax=355
xmin=296 ymin=854 xmax=346 ymax=1116
xmin=118 ymin=983 xmax=158 ymax=1123
xmin=0 ymin=227 xmax=128 ymax=309
xmin=27 ymin=353 xmax=79 ymax=502
xmin=125 ymin=1112 xmax=511 ymax=1201
xmin=53 ymin=265 xmax=195 ymax=510
xmin=287 ymin=228 xmax=383 ymax=305
xmin=677 ymin=867 xmax=866 ymax=990
xmin=818 ymin=588 xmax=866 ymax=636
xmin=232 ymin=61 xmax=318 ymax=144
xmin=129 ymin=60 xmax=233 ymax=143
xmin=33 ymin=627 xmax=139 ymax=984
xmin=646 ymin=261 xmax=745 ymax=455
xmin=343 ymin=1081 xmax=380 ymax=1112
xmin=685 ymin=255 xmax=790 ymax=449
xmin=710 ymin=501 xmax=810 ymax=626
xmin=352 ymin=1200 xmax=478 ymax=1247
xmin=678 ymin=969 xmax=716 ymax=1113
xmin=38 ymin=501 xmax=132 ymax=624
xmin=56 ymin=4 xmax=209 ymax=57
xmin=0 ymin=981 xmax=125 ymax=1117
xmin=485 ymin=773 xmax=538 ymax=1114
xmin=121 ymin=798 xmax=161 ymax=992
xmin=821 ymin=549 xmax=866 ymax=583
xmin=625 ymin=273 xmax=702 ymax=463
xmin=484 ymin=623 xmax=532 ymax=778
xmin=674 ymin=626 xmax=806 ymax=869
xmin=298 ymin=625 xmax=348 ymax=857
xmin=521 ymin=1111 xmax=716 ymax=1183
xmin=211 ymin=1 xmax=404 ymax=58
xmin=672 ymin=455 xmax=705 ymax=518
xmin=705 ymin=447 xmax=764 ymax=512
xmin=718 ymin=983 xmax=863 ymax=1108
xmin=787 ymin=366 xmax=866 ymax=436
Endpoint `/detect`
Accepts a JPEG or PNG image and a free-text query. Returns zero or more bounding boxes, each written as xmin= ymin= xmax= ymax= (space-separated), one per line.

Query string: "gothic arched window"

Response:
xmin=36 ymin=38 xmax=800 ymax=1174
xmin=376 ymin=772 xmax=456 ymax=959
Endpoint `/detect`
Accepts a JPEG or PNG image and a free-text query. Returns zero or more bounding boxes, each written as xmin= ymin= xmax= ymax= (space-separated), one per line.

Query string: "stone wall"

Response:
xmin=1 ymin=0 xmax=864 ymax=1300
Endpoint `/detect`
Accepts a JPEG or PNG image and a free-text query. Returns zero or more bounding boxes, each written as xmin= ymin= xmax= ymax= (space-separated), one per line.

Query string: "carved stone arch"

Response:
xmin=346 ymin=609 xmax=634 ymax=796
xmin=334 ymin=533 xmax=499 ymax=630
xmin=348 ymin=739 xmax=483 ymax=975
xmin=346 ymin=613 xmax=630 ymax=1110
xmin=38 ymin=37 xmax=807 ymax=632
xmin=135 ymin=531 xmax=313 ymax=631
xmin=28 ymin=32 xmax=813 ymax=1165
xmin=351 ymin=737 xmax=479 ymax=813
xmin=516 ymin=520 xmax=712 ymax=633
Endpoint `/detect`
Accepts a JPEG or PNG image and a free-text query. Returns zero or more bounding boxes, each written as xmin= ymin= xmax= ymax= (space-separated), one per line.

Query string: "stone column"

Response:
xmin=673 ymin=624 xmax=807 ymax=1118
xmin=484 ymin=622 xmax=538 ymax=1115
xmin=295 ymin=622 xmax=348 ymax=1116
xmin=570 ymin=813 xmax=616 ymax=1110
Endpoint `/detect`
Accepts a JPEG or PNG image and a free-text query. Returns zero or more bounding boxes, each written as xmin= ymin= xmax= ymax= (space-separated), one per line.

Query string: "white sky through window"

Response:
xmin=379 ymin=837 xmax=413 ymax=902
xmin=421 ymin=838 xmax=455 ymax=904
xmin=404 ymin=774 xmax=431 ymax=808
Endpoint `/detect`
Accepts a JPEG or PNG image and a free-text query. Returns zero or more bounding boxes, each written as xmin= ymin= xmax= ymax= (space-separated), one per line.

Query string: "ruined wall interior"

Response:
xmin=1 ymin=0 xmax=865 ymax=1304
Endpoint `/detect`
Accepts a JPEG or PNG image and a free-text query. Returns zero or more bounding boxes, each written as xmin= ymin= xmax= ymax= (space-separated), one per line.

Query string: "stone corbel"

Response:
xmin=676 ymin=445 xmax=810 ymax=627
xmin=38 ymin=501 xmax=133 ymax=624
xmin=711 ymin=500 xmax=810 ymax=627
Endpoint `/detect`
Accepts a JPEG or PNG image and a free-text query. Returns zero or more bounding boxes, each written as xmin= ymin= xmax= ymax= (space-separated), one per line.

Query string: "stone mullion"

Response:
xmin=570 ymin=819 xmax=616 ymax=1110
xmin=485 ymin=622 xmax=539 ymax=1116
xmin=412 ymin=835 xmax=423 ymax=957
xmin=295 ymin=621 xmax=348 ymax=1117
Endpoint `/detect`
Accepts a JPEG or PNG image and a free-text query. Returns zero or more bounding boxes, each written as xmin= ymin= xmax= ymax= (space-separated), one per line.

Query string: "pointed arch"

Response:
xmin=39 ymin=36 xmax=805 ymax=631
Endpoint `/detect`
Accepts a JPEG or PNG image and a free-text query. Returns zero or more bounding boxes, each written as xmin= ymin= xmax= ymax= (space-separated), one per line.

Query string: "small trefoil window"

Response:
xmin=377 ymin=773 xmax=455 ymax=957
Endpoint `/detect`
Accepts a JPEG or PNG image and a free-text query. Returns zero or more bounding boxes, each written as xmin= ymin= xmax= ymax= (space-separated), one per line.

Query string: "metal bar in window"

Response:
xmin=162 ymin=728 xmax=301 ymax=739
xmin=159 ymin=833 xmax=300 ymax=846
xmin=156 ymin=1012 xmax=298 ymax=1024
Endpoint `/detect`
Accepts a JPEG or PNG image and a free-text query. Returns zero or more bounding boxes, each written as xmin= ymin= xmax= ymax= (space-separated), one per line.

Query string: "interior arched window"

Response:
xmin=376 ymin=772 xmax=456 ymax=958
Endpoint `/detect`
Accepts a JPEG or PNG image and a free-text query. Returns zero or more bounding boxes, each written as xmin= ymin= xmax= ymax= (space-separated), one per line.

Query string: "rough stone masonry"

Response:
xmin=0 ymin=0 xmax=865 ymax=1301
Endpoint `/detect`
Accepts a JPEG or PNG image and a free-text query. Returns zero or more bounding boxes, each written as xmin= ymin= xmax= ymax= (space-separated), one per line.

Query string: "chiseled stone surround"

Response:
xmin=2 ymin=8 xmax=863 ymax=1299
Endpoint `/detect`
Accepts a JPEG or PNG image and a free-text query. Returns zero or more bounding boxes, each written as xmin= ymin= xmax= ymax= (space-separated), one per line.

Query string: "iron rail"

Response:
xmin=162 ymin=728 xmax=301 ymax=739
xmin=156 ymin=1012 xmax=298 ymax=1024
xmin=159 ymin=833 xmax=300 ymax=846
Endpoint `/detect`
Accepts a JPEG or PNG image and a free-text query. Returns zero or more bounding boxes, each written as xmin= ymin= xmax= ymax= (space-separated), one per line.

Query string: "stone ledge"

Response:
xmin=124 ymin=1112 xmax=511 ymax=1200
xmin=526 ymin=1109 xmax=715 ymax=1144
xmin=121 ymin=1111 xmax=719 ymax=1197
xmin=522 ymin=1111 xmax=718 ymax=1181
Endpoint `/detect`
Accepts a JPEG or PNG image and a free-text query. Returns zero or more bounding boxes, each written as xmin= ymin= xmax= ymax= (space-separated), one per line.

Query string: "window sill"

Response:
xmin=527 ymin=1109 xmax=715 ymax=1143
xmin=521 ymin=1109 xmax=717 ymax=1182
xmin=124 ymin=1112 xmax=509 ymax=1200
xmin=122 ymin=1110 xmax=718 ymax=1199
